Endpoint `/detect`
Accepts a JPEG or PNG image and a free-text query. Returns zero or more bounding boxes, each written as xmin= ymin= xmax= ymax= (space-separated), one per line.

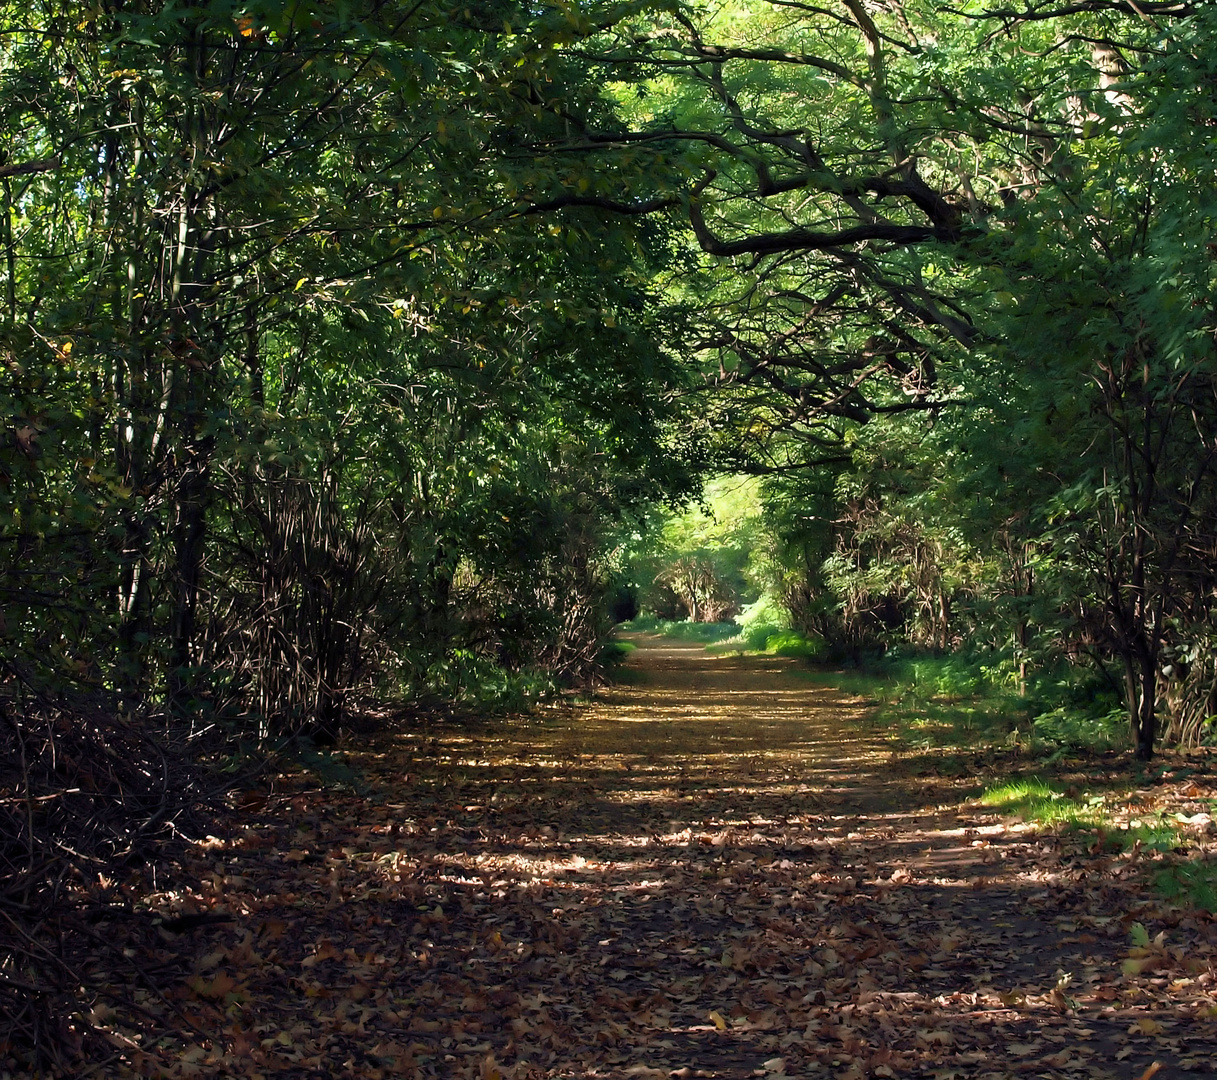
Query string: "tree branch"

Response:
xmin=688 ymin=195 xmax=939 ymax=255
xmin=0 ymin=156 xmax=59 ymax=179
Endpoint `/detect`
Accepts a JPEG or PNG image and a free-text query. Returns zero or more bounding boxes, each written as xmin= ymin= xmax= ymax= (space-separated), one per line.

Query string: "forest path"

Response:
xmin=145 ymin=635 xmax=1215 ymax=1080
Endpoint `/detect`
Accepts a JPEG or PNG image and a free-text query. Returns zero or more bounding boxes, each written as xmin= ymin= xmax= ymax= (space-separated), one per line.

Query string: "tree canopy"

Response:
xmin=5 ymin=0 xmax=1217 ymax=1067
xmin=2 ymin=0 xmax=1215 ymax=746
xmin=583 ymin=0 xmax=1217 ymax=761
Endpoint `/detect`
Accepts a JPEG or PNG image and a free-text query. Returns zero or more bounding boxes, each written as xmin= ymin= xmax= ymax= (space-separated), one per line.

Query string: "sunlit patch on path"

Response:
xmin=135 ymin=634 xmax=1215 ymax=1080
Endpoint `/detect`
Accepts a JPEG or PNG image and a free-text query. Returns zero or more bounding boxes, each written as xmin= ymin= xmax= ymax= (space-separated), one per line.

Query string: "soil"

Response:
xmin=98 ymin=633 xmax=1217 ymax=1079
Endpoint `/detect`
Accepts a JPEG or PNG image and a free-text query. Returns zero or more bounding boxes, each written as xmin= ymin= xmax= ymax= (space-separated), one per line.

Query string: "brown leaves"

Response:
xmin=188 ymin=971 xmax=241 ymax=1002
xmin=72 ymin=638 xmax=1217 ymax=1079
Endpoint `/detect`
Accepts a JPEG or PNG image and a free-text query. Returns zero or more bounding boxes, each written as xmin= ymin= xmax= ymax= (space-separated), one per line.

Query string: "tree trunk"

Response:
xmin=167 ymin=445 xmax=212 ymax=715
xmin=1123 ymin=647 xmax=1159 ymax=762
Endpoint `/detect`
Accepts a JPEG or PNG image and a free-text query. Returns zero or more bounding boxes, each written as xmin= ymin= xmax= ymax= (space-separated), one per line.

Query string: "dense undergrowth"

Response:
xmin=618 ymin=615 xmax=743 ymax=644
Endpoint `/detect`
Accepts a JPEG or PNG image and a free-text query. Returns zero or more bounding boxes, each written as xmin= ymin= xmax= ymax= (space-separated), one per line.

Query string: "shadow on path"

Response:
xmin=157 ymin=633 xmax=1215 ymax=1080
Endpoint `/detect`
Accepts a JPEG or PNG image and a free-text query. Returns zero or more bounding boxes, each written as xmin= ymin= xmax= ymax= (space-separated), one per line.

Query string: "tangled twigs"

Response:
xmin=0 ymin=906 xmax=90 ymax=1069
xmin=0 ymin=667 xmax=208 ymax=1072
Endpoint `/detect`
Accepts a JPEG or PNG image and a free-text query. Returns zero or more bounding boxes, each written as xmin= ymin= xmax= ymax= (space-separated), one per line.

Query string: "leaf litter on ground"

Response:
xmin=68 ymin=637 xmax=1216 ymax=1079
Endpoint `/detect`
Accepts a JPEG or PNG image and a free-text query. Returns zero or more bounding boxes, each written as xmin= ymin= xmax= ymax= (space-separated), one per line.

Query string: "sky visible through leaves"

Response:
xmin=96 ymin=637 xmax=1216 ymax=1079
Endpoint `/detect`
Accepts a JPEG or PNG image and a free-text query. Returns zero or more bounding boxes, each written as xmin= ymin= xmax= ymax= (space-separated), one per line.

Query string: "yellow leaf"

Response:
xmin=192 ymin=970 xmax=237 ymax=999
xmin=708 ymin=1009 xmax=727 ymax=1031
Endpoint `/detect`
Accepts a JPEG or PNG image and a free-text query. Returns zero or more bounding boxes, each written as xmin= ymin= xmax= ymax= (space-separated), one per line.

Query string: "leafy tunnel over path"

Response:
xmin=95 ymin=636 xmax=1215 ymax=1079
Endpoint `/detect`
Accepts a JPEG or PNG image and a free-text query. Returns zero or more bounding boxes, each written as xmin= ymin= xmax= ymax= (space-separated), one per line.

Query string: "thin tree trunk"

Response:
xmin=167 ymin=447 xmax=212 ymax=714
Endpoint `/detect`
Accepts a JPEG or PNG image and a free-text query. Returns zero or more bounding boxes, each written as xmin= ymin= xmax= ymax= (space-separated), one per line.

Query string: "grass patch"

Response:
xmin=977 ymin=777 xmax=1217 ymax=913
xmin=801 ymin=648 xmax=1216 ymax=916
xmin=709 ymin=627 xmax=825 ymax=656
xmin=602 ymin=640 xmax=637 ymax=664
xmin=623 ymin=616 xmax=824 ymax=658
xmin=757 ymin=629 xmax=823 ymax=658
xmin=1126 ymin=815 xmax=1185 ymax=852
xmin=977 ymin=777 xmax=1100 ymax=826
xmin=794 ymin=660 xmax=1030 ymax=752
xmin=1031 ymin=705 xmax=1126 ymax=754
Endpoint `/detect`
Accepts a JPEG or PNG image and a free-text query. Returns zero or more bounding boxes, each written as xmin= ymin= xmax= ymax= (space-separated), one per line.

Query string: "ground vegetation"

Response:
xmin=3 ymin=0 xmax=1217 ymax=1069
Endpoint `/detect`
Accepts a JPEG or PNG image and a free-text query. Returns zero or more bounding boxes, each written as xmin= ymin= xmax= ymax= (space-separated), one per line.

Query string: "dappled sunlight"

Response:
xmin=134 ymin=634 xmax=1217 ymax=1080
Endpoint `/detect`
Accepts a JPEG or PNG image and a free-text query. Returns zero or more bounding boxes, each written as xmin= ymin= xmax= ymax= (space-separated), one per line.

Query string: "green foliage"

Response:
xmin=753 ymin=630 xmax=823 ymax=658
xmin=602 ymin=640 xmax=637 ymax=664
xmin=737 ymin=622 xmax=782 ymax=651
xmin=978 ymin=783 xmax=1217 ymax=914
xmin=736 ymin=593 xmax=788 ymax=636
xmin=420 ymin=649 xmax=557 ymax=713
xmin=978 ymin=779 xmax=1099 ymax=828
xmin=621 ymin=615 xmax=742 ymax=644
xmin=1155 ymin=862 xmax=1217 ymax=915
xmin=793 ymin=648 xmax=1124 ymax=758
xmin=628 ymin=475 xmax=766 ymax=622
xmin=901 ymin=656 xmax=985 ymax=701
xmin=1031 ymin=706 xmax=1127 ymax=755
xmin=0 ymin=0 xmax=699 ymax=733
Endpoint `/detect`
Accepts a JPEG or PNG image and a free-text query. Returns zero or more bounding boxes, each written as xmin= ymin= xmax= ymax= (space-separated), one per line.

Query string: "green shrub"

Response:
xmin=742 ymin=622 xmax=783 ymax=650
xmin=601 ymin=640 xmax=636 ymax=666
xmin=738 ymin=593 xmax=790 ymax=635
xmin=423 ymin=649 xmax=556 ymax=711
xmin=761 ymin=630 xmax=824 ymax=658
xmin=1031 ymin=705 xmax=1126 ymax=752
xmin=892 ymin=655 xmax=986 ymax=698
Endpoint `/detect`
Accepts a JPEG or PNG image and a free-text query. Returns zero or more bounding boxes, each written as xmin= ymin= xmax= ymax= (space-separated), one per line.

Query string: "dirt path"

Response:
xmin=124 ymin=634 xmax=1216 ymax=1080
